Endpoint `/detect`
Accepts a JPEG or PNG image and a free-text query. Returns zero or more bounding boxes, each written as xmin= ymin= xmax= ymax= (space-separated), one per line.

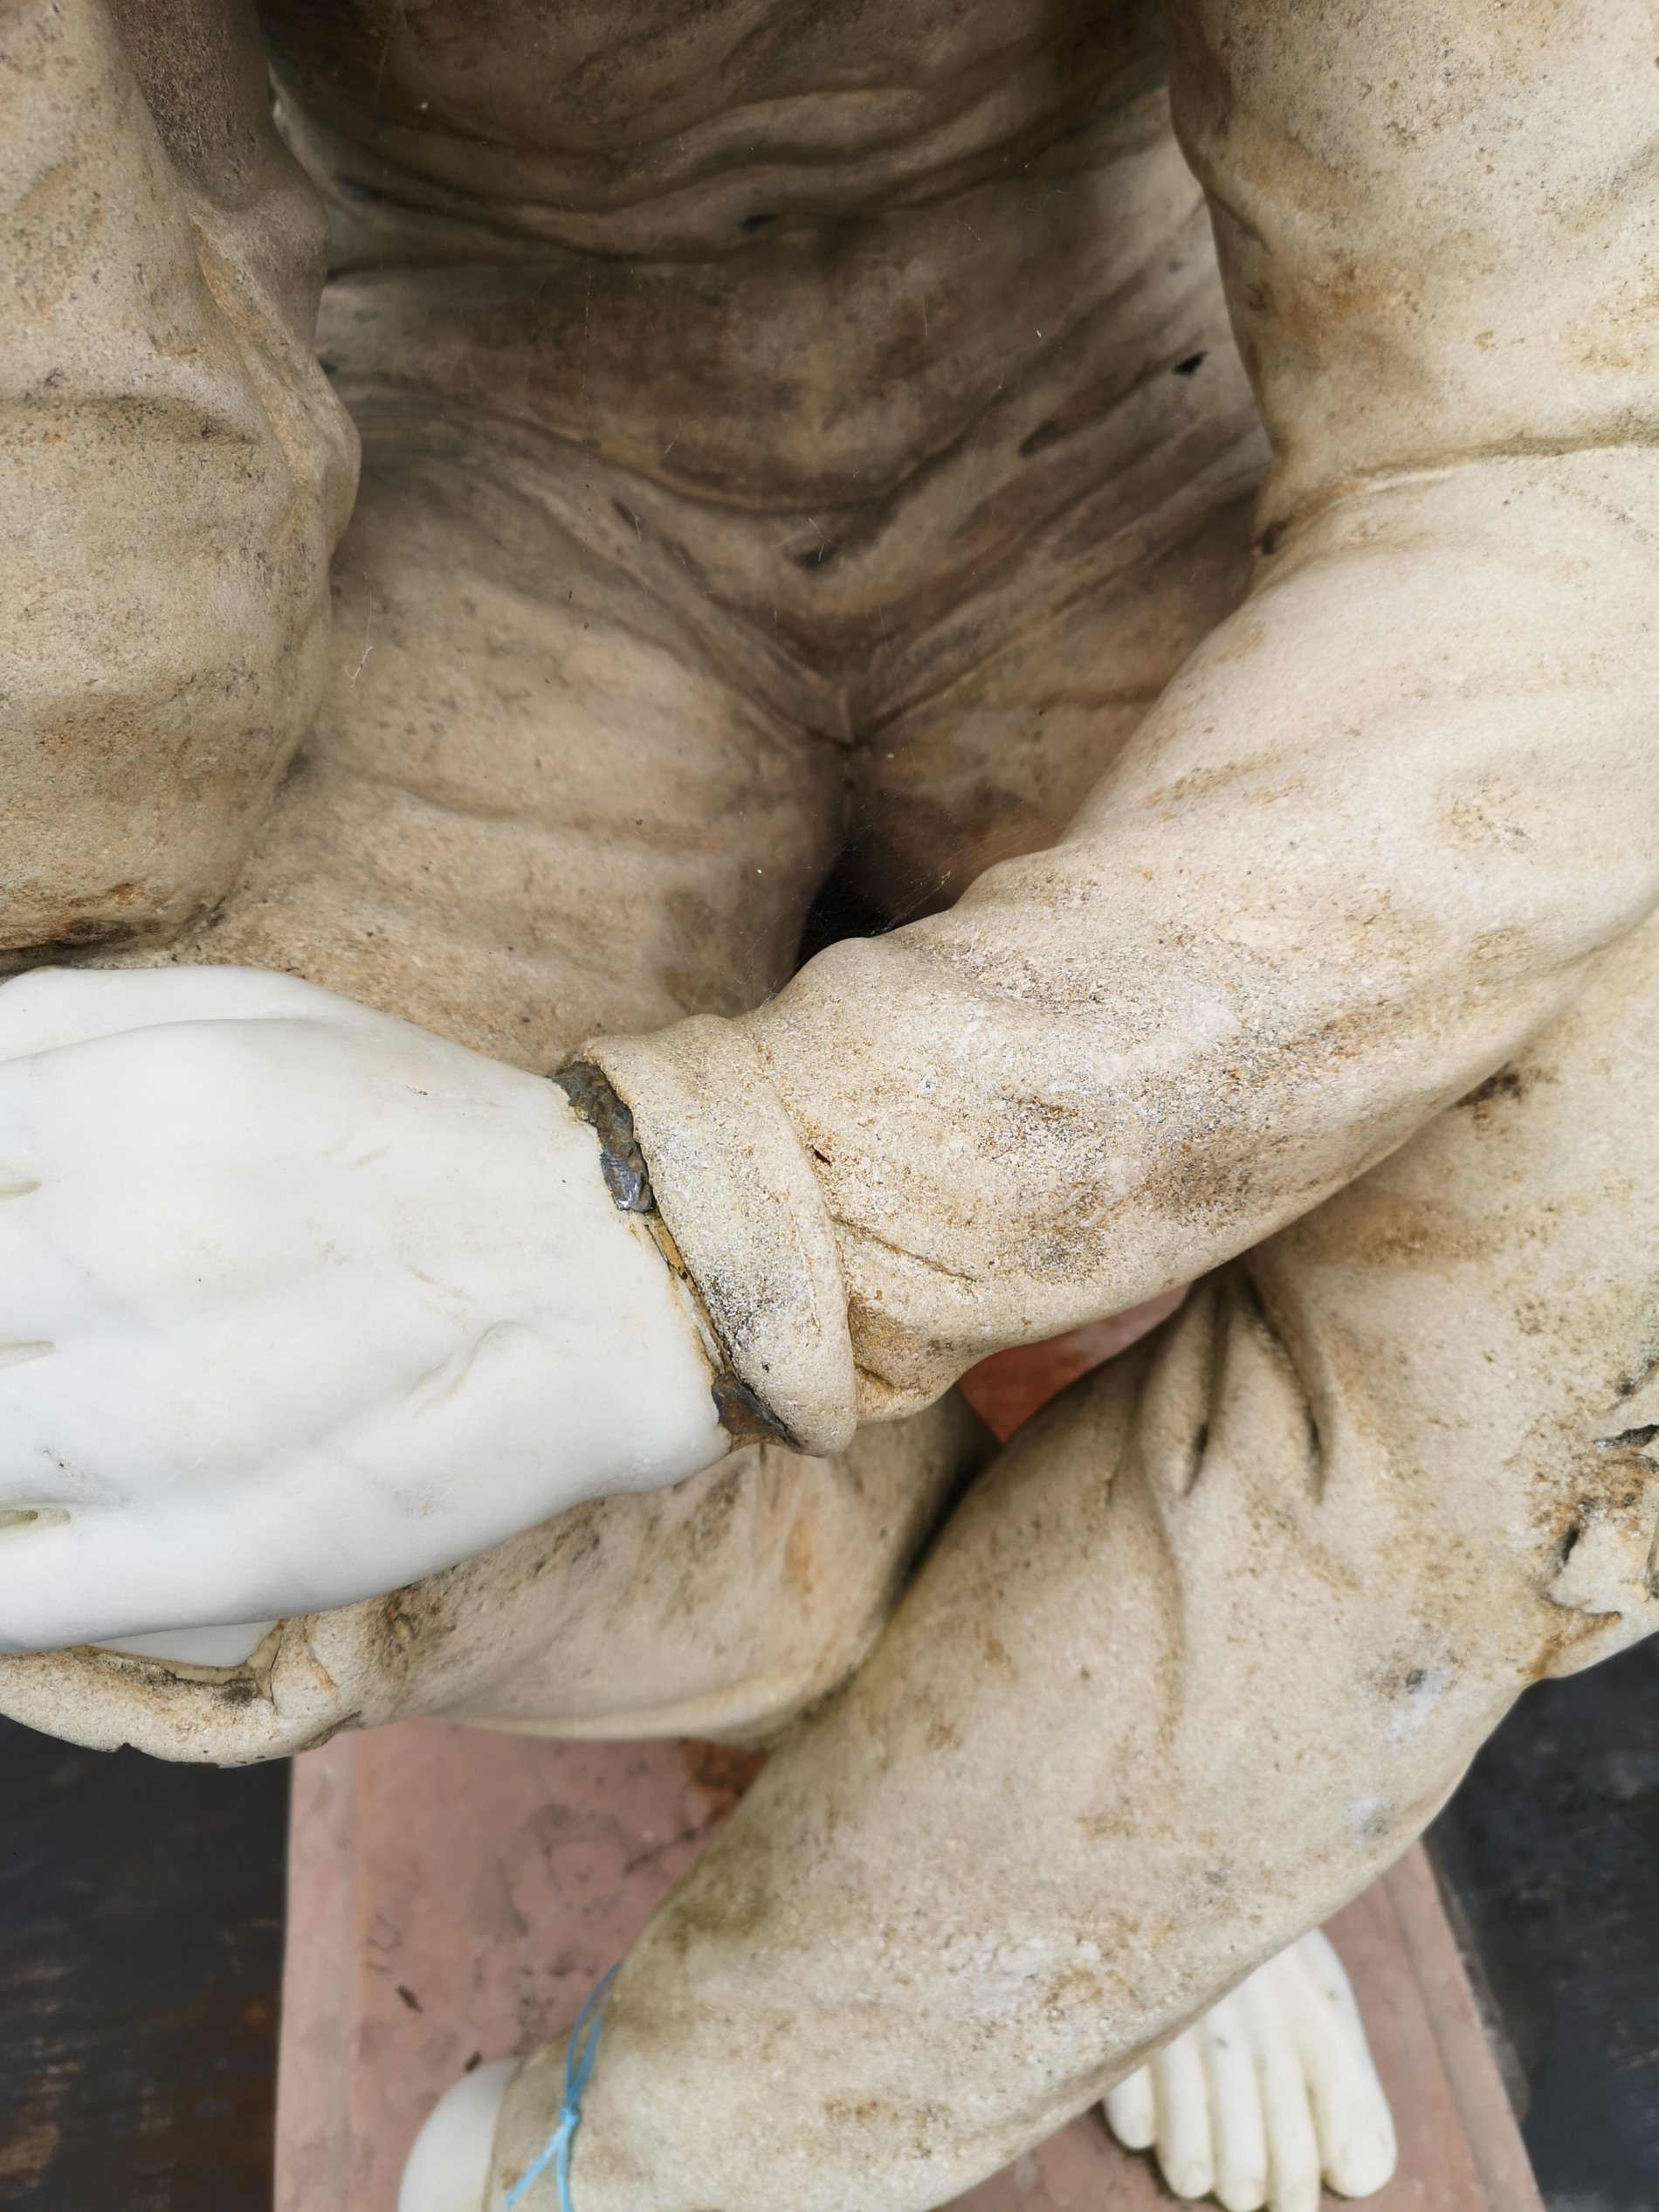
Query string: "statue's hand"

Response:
xmin=1104 ymin=1930 xmax=1396 ymax=2212
xmin=0 ymin=967 xmax=727 ymax=1656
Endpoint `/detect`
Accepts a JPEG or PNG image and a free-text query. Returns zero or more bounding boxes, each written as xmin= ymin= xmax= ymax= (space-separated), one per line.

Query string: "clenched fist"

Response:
xmin=0 ymin=967 xmax=728 ymax=1656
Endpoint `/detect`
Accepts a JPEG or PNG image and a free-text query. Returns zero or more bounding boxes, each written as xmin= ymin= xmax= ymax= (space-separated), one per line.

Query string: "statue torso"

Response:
xmin=262 ymin=0 xmax=1162 ymax=253
xmin=260 ymin=0 xmax=1188 ymax=506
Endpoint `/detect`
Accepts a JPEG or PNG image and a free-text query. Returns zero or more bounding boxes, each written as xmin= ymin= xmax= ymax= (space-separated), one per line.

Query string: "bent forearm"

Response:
xmin=593 ymin=451 xmax=1659 ymax=1424
xmin=590 ymin=0 xmax=1659 ymax=1434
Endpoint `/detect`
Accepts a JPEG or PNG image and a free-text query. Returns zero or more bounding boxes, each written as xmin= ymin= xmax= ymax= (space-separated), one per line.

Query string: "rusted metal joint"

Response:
xmin=553 ymin=1060 xmax=654 ymax=1212
xmin=554 ymin=1058 xmax=793 ymax=1451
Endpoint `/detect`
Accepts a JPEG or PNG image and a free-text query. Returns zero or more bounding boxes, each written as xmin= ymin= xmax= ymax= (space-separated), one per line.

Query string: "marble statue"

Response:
xmin=3 ymin=1 xmax=1656 ymax=2209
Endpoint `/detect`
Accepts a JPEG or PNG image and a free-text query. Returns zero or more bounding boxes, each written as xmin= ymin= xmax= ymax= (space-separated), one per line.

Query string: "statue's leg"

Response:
xmin=0 ymin=396 xmax=991 ymax=1761
xmin=486 ymin=902 xmax=1659 ymax=2212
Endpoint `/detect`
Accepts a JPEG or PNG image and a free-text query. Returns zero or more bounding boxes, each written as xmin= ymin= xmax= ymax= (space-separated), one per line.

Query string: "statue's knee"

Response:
xmin=1127 ymin=1252 xmax=1659 ymax=1692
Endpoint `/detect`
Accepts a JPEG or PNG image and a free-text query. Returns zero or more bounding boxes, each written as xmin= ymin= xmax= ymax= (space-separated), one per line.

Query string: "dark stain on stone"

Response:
xmin=1458 ymin=1065 xmax=1526 ymax=1113
xmin=712 ymin=1375 xmax=790 ymax=1449
xmin=1019 ymin=417 xmax=1066 ymax=458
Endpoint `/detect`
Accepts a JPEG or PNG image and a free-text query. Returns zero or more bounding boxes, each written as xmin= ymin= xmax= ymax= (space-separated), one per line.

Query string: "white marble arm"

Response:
xmin=0 ymin=967 xmax=729 ymax=1654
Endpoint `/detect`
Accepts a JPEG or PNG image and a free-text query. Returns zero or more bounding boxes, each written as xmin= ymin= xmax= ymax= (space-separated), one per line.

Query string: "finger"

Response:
xmin=0 ymin=1322 xmax=305 ymax=1651
xmin=0 ymin=1128 xmax=288 ymax=1355
xmin=1240 ymin=1974 xmax=1321 ymax=2212
xmin=1200 ymin=1991 xmax=1269 ymax=2212
xmin=0 ymin=1017 xmax=387 ymax=1341
xmin=0 ymin=1498 xmax=206 ymax=1655
xmin=1292 ymin=1930 xmax=1367 ymax=2037
xmin=0 ymin=1453 xmax=316 ymax=1654
xmin=1103 ymin=2065 xmax=1156 ymax=2152
xmin=1152 ymin=2028 xmax=1216 ymax=2201
xmin=1283 ymin=1936 xmax=1397 ymax=2197
xmin=0 ymin=963 xmax=342 ymax=1064
xmin=0 ymin=1166 xmax=119 ymax=1347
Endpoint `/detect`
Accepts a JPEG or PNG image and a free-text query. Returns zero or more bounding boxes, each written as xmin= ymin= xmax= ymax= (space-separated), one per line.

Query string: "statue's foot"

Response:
xmin=1103 ymin=1930 xmax=1396 ymax=2212
xmin=400 ymin=2059 xmax=514 ymax=2212
xmin=398 ymin=1929 xmax=1394 ymax=2212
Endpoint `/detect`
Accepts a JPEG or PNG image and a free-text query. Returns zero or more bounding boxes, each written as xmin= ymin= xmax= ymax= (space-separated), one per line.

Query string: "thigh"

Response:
xmin=399 ymin=1389 xmax=988 ymax=1748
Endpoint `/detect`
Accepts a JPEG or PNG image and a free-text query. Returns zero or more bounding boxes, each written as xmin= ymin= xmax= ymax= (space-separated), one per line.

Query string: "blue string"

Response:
xmin=503 ymin=1963 xmax=621 ymax=2212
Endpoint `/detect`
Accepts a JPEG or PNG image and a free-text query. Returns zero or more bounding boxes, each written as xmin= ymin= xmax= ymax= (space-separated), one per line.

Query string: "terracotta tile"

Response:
xmin=278 ymin=1722 xmax=1539 ymax=2212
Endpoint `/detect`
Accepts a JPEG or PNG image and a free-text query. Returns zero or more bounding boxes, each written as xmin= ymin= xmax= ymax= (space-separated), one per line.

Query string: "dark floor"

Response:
xmin=0 ymin=1723 xmax=287 ymax=2210
xmin=0 ymin=1642 xmax=1655 ymax=2209
xmin=1431 ymin=1635 xmax=1659 ymax=2212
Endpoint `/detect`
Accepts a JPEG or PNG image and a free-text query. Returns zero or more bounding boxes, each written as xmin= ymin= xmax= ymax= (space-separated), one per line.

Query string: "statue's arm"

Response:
xmin=582 ymin=0 xmax=1659 ymax=1436
xmin=1 ymin=0 xmax=356 ymax=958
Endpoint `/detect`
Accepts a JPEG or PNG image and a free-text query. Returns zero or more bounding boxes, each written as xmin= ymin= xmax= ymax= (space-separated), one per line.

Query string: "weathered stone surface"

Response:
xmin=0 ymin=4 xmax=1653 ymax=2209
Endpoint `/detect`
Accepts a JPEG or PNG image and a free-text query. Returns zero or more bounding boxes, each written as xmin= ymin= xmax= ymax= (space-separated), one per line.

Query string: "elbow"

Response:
xmin=0 ymin=627 xmax=330 ymax=959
